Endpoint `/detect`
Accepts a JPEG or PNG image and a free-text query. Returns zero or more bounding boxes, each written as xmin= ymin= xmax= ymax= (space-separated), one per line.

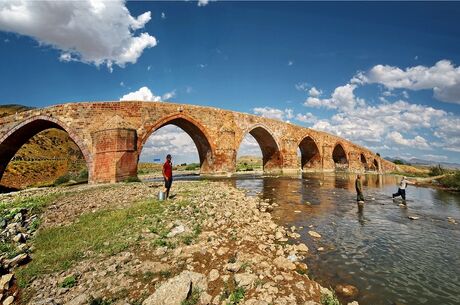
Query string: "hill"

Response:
xmin=0 ymin=104 xmax=86 ymax=189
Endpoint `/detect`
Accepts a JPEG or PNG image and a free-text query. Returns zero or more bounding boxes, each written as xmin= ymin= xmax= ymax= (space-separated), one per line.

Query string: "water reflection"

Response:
xmin=233 ymin=173 xmax=460 ymax=305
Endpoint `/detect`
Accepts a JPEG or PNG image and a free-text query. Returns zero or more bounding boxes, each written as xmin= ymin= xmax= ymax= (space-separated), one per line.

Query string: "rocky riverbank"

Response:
xmin=1 ymin=181 xmax=359 ymax=305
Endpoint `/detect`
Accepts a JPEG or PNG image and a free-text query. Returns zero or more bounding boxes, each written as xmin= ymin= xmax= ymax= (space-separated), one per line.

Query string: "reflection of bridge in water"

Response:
xmin=0 ymin=101 xmax=395 ymax=184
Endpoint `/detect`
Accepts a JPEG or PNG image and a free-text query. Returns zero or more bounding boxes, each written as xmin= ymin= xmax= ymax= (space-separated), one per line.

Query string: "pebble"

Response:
xmin=308 ymin=230 xmax=322 ymax=238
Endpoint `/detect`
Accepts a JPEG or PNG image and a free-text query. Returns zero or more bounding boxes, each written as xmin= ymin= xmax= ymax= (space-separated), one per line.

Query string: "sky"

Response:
xmin=0 ymin=1 xmax=459 ymax=164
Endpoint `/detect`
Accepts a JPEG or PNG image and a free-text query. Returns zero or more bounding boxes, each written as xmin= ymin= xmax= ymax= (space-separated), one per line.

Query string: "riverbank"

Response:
xmin=0 ymin=181 xmax=356 ymax=305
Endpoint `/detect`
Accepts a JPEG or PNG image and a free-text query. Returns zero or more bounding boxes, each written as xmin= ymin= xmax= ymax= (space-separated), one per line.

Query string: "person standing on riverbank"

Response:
xmin=355 ymin=174 xmax=365 ymax=204
xmin=162 ymin=154 xmax=173 ymax=199
xmin=392 ymin=176 xmax=415 ymax=202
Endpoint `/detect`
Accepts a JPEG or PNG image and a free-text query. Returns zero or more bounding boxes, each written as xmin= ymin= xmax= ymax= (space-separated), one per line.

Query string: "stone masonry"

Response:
xmin=0 ymin=101 xmax=395 ymax=183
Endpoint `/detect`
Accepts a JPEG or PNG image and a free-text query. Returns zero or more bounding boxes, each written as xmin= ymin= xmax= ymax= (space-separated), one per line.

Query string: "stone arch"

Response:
xmin=360 ymin=153 xmax=368 ymax=170
xmin=332 ymin=143 xmax=348 ymax=170
xmin=238 ymin=124 xmax=282 ymax=172
xmin=139 ymin=113 xmax=215 ymax=172
xmin=0 ymin=115 xmax=92 ymax=182
xmin=298 ymin=135 xmax=321 ymax=170
xmin=373 ymin=159 xmax=379 ymax=171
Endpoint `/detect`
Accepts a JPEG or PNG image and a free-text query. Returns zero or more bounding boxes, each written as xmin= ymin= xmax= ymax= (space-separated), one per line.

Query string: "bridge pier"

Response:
xmin=90 ymin=128 xmax=138 ymax=183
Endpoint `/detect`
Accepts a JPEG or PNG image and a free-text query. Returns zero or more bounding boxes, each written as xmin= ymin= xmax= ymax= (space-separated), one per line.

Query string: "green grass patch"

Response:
xmin=0 ymin=194 xmax=58 ymax=220
xmin=320 ymin=291 xmax=341 ymax=305
xmin=60 ymin=275 xmax=77 ymax=288
xmin=16 ymin=199 xmax=166 ymax=287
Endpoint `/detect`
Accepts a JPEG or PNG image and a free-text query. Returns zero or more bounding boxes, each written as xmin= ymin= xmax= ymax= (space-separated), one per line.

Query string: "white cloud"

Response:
xmin=253 ymin=107 xmax=293 ymax=122
xmin=387 ymin=131 xmax=430 ymax=149
xmin=423 ymin=154 xmax=448 ymax=162
xmin=147 ymin=65 xmax=152 ymax=71
xmin=140 ymin=125 xmax=199 ymax=164
xmin=198 ymin=0 xmax=210 ymax=7
xmin=295 ymin=112 xmax=317 ymax=124
xmin=0 ymin=0 xmax=157 ymax=70
xmin=237 ymin=134 xmax=262 ymax=157
xmin=161 ymin=12 xmax=166 ymax=19
xmin=308 ymin=86 xmax=321 ymax=98
xmin=356 ymin=60 xmax=460 ymax=104
xmin=288 ymin=60 xmax=294 ymax=66
xmin=295 ymin=82 xmax=310 ymax=92
xmin=305 ymin=83 xmax=364 ymax=112
xmin=120 ymin=86 xmax=175 ymax=102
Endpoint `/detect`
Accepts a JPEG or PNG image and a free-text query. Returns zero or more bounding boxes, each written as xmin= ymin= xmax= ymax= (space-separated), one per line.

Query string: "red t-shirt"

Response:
xmin=163 ymin=161 xmax=172 ymax=179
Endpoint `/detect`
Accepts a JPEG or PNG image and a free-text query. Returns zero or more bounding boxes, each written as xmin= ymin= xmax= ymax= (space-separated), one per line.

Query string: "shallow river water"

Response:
xmin=150 ymin=172 xmax=460 ymax=305
xmin=229 ymin=173 xmax=460 ymax=305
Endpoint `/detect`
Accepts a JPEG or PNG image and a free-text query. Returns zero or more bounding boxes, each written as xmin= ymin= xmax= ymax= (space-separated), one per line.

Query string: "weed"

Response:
xmin=320 ymin=291 xmax=341 ymax=305
xmin=228 ymin=286 xmax=245 ymax=304
xmin=159 ymin=270 xmax=172 ymax=278
xmin=60 ymin=275 xmax=77 ymax=288
xmin=123 ymin=176 xmax=141 ymax=183
xmin=181 ymin=287 xmax=201 ymax=305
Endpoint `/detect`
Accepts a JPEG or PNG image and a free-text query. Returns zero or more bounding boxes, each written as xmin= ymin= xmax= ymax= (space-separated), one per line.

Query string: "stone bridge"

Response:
xmin=0 ymin=101 xmax=395 ymax=183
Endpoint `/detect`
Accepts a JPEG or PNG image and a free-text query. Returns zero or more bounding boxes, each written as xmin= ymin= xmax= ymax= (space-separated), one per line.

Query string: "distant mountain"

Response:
xmin=385 ymin=156 xmax=460 ymax=169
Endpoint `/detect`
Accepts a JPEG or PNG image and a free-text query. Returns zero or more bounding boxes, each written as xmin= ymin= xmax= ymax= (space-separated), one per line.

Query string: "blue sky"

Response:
xmin=0 ymin=1 xmax=459 ymax=164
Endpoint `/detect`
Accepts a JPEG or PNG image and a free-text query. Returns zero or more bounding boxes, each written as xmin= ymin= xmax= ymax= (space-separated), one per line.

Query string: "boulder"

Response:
xmin=208 ymin=269 xmax=219 ymax=282
xmin=308 ymin=231 xmax=321 ymax=238
xmin=142 ymin=271 xmax=207 ymax=305
xmin=0 ymin=274 xmax=13 ymax=291
xmin=234 ymin=273 xmax=257 ymax=288
xmin=167 ymin=225 xmax=186 ymax=237
xmin=3 ymin=296 xmax=14 ymax=305
xmin=273 ymin=256 xmax=296 ymax=271
xmin=64 ymin=294 xmax=89 ymax=305
xmin=335 ymin=284 xmax=359 ymax=298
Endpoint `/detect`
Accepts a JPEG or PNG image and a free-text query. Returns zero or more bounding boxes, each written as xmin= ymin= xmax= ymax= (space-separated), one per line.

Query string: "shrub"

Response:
xmin=320 ymin=292 xmax=341 ymax=305
xmin=439 ymin=171 xmax=460 ymax=190
xmin=123 ymin=176 xmax=141 ymax=183
xmin=393 ymin=159 xmax=405 ymax=165
xmin=429 ymin=164 xmax=445 ymax=176
xmin=53 ymin=174 xmax=71 ymax=186
xmin=60 ymin=275 xmax=77 ymax=288
xmin=185 ymin=163 xmax=200 ymax=171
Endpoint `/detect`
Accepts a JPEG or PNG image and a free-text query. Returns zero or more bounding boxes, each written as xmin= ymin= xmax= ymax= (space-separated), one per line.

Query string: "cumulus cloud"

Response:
xmin=308 ymin=87 xmax=321 ymax=98
xmin=253 ymin=107 xmax=294 ymax=122
xmin=120 ymin=86 xmax=175 ymax=102
xmin=295 ymin=112 xmax=317 ymax=124
xmin=356 ymin=60 xmax=460 ymax=104
xmin=387 ymin=131 xmax=430 ymax=149
xmin=304 ymin=84 xmax=364 ymax=112
xmin=140 ymin=125 xmax=199 ymax=164
xmin=237 ymin=134 xmax=262 ymax=157
xmin=0 ymin=0 xmax=157 ymax=70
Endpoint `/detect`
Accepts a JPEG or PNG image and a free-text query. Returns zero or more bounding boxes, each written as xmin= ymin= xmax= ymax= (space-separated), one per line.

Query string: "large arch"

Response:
xmin=0 ymin=116 xmax=92 ymax=183
xmin=139 ymin=114 xmax=214 ymax=173
xmin=298 ymin=135 xmax=321 ymax=170
xmin=238 ymin=125 xmax=282 ymax=172
xmin=332 ymin=143 xmax=348 ymax=170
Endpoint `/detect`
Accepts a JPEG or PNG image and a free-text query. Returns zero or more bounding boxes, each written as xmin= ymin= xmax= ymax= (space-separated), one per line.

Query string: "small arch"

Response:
xmin=360 ymin=153 xmax=368 ymax=170
xmin=238 ymin=124 xmax=282 ymax=171
xmin=0 ymin=115 xmax=91 ymax=184
xmin=298 ymin=135 xmax=321 ymax=170
xmin=373 ymin=159 xmax=379 ymax=171
xmin=332 ymin=143 xmax=348 ymax=170
xmin=139 ymin=114 xmax=214 ymax=172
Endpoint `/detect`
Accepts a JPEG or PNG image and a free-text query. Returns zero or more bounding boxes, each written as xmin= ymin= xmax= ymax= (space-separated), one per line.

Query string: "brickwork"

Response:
xmin=0 ymin=101 xmax=396 ymax=183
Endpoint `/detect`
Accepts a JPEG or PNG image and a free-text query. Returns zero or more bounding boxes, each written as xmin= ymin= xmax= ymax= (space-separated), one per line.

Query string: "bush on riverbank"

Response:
xmin=438 ymin=171 xmax=460 ymax=190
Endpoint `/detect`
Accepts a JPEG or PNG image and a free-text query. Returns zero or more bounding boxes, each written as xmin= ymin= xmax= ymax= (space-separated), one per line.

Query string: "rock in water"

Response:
xmin=308 ymin=230 xmax=321 ymax=238
xmin=408 ymin=216 xmax=419 ymax=220
xmin=142 ymin=271 xmax=207 ymax=305
xmin=335 ymin=284 xmax=359 ymax=298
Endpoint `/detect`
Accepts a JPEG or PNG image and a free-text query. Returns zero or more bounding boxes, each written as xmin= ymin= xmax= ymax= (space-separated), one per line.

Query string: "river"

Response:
xmin=154 ymin=172 xmax=460 ymax=304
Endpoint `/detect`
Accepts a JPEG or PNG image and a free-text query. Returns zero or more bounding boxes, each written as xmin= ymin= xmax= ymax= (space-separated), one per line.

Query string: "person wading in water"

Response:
xmin=162 ymin=154 xmax=173 ymax=199
xmin=392 ymin=176 xmax=415 ymax=203
xmin=355 ymin=174 xmax=365 ymax=213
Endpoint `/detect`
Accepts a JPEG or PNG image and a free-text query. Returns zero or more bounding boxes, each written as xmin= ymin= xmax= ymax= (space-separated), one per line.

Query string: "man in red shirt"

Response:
xmin=162 ymin=154 xmax=173 ymax=199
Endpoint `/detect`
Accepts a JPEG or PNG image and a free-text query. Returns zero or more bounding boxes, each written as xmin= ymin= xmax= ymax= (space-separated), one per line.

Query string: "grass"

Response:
xmin=16 ymin=199 xmax=166 ymax=287
xmin=60 ymin=275 xmax=77 ymax=288
xmin=0 ymin=193 xmax=58 ymax=220
xmin=320 ymin=291 xmax=341 ymax=305
xmin=181 ymin=287 xmax=201 ymax=305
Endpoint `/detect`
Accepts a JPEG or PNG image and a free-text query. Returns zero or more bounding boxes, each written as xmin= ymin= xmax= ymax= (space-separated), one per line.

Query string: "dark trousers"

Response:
xmin=357 ymin=192 xmax=364 ymax=202
xmin=393 ymin=188 xmax=406 ymax=200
